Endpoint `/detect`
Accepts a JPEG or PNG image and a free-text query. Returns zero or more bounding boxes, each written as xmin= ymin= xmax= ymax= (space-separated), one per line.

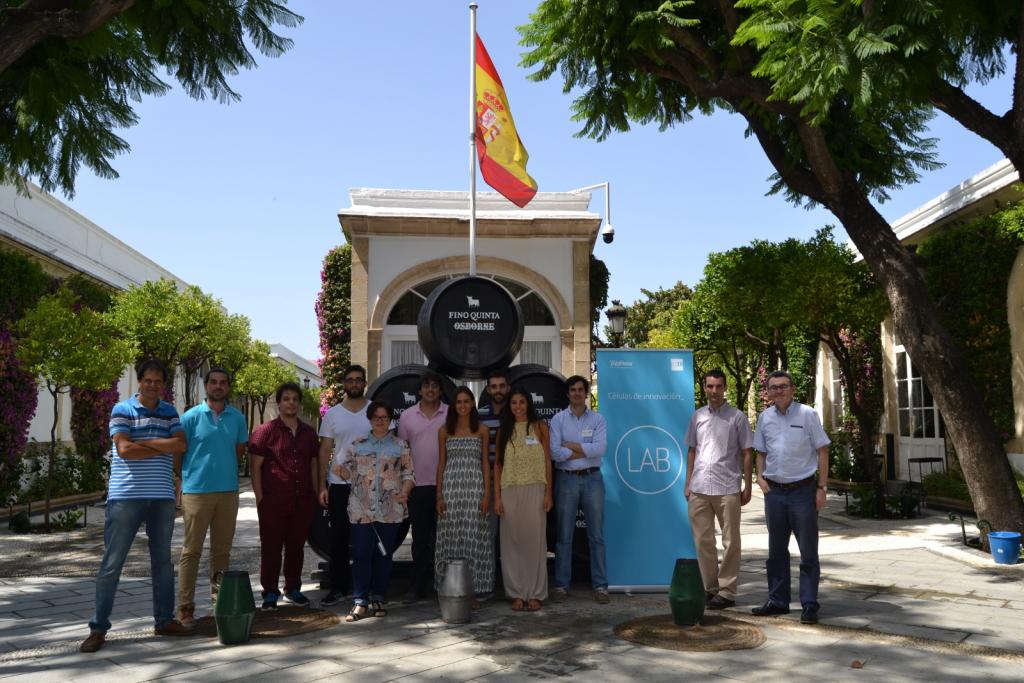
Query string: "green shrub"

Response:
xmin=16 ymin=443 xmax=108 ymax=503
xmin=922 ymin=469 xmax=971 ymax=502
xmin=848 ymin=483 xmax=919 ymax=519
xmin=828 ymin=431 xmax=871 ymax=481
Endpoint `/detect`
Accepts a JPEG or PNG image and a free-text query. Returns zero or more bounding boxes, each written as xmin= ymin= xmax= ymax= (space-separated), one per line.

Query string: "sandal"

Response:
xmin=345 ymin=605 xmax=368 ymax=622
xmin=511 ymin=598 xmax=525 ymax=611
xmin=370 ymin=601 xmax=387 ymax=617
xmin=527 ymin=599 xmax=542 ymax=612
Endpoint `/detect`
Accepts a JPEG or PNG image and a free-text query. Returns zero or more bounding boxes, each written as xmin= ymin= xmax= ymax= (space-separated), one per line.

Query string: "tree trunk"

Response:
xmin=833 ymin=187 xmax=1024 ymax=533
xmin=45 ymin=385 xmax=58 ymax=532
xmin=183 ymin=366 xmax=197 ymax=409
xmin=855 ymin=411 xmax=886 ymax=517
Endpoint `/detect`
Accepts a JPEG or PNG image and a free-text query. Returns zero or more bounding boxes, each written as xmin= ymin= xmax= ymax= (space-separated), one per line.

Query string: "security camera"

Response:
xmin=601 ymin=223 xmax=615 ymax=244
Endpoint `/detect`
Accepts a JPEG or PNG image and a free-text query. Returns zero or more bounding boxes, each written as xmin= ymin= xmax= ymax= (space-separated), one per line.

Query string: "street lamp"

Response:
xmin=570 ymin=182 xmax=615 ymax=244
xmin=606 ymin=299 xmax=627 ymax=347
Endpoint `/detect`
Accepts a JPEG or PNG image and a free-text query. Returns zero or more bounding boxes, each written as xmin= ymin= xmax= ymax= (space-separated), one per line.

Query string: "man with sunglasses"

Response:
xmin=751 ymin=371 xmax=830 ymax=625
xmin=318 ymin=365 xmax=370 ymax=606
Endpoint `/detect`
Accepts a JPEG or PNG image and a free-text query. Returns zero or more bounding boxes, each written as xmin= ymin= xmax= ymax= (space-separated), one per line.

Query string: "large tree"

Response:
xmin=521 ymin=0 xmax=1024 ymax=531
xmin=0 ymin=0 xmax=302 ymax=197
xmin=235 ymin=339 xmax=298 ymax=432
xmin=16 ymin=285 xmax=134 ymax=529
xmin=618 ymin=281 xmax=693 ymax=349
xmin=176 ymin=289 xmax=251 ymax=408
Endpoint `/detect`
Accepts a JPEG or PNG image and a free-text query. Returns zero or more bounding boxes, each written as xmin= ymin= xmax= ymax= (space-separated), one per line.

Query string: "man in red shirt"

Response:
xmin=249 ymin=382 xmax=320 ymax=610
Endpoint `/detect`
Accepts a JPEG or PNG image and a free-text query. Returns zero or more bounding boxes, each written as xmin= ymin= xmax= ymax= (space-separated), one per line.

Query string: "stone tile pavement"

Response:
xmin=0 ymin=488 xmax=1021 ymax=681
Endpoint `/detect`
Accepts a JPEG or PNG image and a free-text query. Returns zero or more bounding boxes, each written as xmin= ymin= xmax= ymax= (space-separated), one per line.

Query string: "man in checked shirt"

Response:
xmin=249 ymin=382 xmax=320 ymax=611
xmin=683 ymin=369 xmax=753 ymax=610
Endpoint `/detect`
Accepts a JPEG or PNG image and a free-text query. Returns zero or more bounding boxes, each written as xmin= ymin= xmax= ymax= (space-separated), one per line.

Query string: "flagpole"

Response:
xmin=468 ymin=3 xmax=478 ymax=276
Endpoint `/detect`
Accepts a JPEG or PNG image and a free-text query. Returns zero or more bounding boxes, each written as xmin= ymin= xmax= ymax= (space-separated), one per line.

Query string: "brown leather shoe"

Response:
xmin=79 ymin=631 xmax=106 ymax=653
xmin=154 ymin=620 xmax=196 ymax=636
xmin=177 ymin=605 xmax=196 ymax=628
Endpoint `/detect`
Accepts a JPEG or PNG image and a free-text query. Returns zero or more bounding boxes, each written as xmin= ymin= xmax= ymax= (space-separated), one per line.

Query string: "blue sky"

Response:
xmin=63 ymin=1 xmax=1008 ymax=362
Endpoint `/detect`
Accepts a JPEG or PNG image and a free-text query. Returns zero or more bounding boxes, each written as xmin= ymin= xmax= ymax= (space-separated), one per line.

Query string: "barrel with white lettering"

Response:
xmin=366 ymin=363 xmax=457 ymax=421
xmin=477 ymin=363 xmax=568 ymax=421
xmin=417 ymin=276 xmax=523 ymax=379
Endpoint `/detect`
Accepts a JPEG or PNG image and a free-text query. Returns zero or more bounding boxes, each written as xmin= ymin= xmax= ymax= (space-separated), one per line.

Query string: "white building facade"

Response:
xmin=338 ymin=189 xmax=602 ymax=382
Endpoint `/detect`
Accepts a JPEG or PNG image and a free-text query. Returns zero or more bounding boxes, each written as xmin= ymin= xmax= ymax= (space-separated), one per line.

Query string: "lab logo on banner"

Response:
xmin=613 ymin=425 xmax=684 ymax=495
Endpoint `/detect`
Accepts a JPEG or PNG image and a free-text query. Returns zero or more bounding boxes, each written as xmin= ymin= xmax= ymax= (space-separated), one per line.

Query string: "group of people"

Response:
xmin=79 ymin=358 xmax=828 ymax=655
xmin=80 ymin=359 xmax=320 ymax=653
xmin=684 ymin=369 xmax=830 ymax=625
xmin=80 ymin=362 xmax=612 ymax=652
xmin=316 ymin=366 xmax=611 ymax=621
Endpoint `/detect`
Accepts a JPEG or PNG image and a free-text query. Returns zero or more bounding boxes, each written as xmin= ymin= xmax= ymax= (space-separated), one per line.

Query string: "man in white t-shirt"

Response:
xmin=317 ymin=364 xmax=370 ymax=606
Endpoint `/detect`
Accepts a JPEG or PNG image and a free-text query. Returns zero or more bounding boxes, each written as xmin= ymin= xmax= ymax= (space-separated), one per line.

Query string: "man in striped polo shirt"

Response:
xmin=80 ymin=359 xmax=196 ymax=653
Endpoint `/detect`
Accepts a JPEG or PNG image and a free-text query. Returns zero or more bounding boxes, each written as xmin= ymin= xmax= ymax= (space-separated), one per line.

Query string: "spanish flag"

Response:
xmin=475 ymin=34 xmax=538 ymax=207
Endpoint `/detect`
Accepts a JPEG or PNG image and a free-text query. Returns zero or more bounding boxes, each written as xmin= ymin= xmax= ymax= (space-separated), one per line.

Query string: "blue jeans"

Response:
xmin=764 ymin=483 xmax=820 ymax=608
xmin=351 ymin=522 xmax=399 ymax=606
xmin=89 ymin=498 xmax=177 ymax=633
xmin=554 ymin=470 xmax=608 ymax=590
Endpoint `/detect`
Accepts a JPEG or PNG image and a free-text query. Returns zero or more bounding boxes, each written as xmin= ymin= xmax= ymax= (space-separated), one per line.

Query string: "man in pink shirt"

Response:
xmin=396 ymin=372 xmax=448 ymax=600
xmin=684 ymin=369 xmax=753 ymax=610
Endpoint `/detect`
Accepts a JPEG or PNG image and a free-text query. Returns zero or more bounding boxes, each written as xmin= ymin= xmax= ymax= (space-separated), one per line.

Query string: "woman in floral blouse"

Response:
xmin=333 ymin=400 xmax=414 ymax=621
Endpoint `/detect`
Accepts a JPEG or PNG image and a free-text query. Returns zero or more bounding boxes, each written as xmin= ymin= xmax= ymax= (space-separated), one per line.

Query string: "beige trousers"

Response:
xmin=178 ymin=491 xmax=239 ymax=610
xmin=687 ymin=491 xmax=741 ymax=599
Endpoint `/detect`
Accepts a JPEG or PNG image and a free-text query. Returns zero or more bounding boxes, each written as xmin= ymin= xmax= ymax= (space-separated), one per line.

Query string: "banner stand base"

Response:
xmin=610 ymin=585 xmax=669 ymax=594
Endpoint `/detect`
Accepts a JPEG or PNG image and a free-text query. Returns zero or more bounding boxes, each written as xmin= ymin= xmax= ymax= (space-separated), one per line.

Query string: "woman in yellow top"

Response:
xmin=494 ymin=389 xmax=553 ymax=612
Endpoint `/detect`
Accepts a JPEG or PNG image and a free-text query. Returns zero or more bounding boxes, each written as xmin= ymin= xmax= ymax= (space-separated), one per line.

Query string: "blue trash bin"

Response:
xmin=988 ymin=531 xmax=1021 ymax=565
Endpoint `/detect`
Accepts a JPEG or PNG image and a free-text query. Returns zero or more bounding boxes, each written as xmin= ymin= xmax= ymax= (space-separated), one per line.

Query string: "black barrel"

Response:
xmin=366 ymin=363 xmax=457 ymax=421
xmin=417 ymin=276 xmax=524 ymax=379
xmin=309 ymin=364 xmax=456 ymax=564
xmin=308 ymin=506 xmax=331 ymax=561
xmin=478 ymin=363 xmax=569 ymax=421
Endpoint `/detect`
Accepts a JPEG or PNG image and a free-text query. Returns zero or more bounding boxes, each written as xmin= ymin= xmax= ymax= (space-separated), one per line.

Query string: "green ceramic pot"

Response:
xmin=667 ymin=558 xmax=705 ymax=626
xmin=213 ymin=570 xmax=256 ymax=645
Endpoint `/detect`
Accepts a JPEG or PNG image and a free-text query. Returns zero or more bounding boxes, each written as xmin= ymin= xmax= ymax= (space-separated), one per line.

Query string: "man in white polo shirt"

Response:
xmin=318 ymin=364 xmax=371 ymax=606
xmin=684 ymin=369 xmax=753 ymax=610
xmin=751 ymin=370 xmax=830 ymax=625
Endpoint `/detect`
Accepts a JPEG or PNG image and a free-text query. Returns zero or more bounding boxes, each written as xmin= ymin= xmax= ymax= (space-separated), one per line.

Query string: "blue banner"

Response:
xmin=597 ymin=349 xmax=696 ymax=589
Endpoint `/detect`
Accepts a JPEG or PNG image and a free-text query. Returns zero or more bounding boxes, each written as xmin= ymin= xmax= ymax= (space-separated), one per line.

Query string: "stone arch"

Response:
xmin=370 ymin=255 xmax=571 ymax=332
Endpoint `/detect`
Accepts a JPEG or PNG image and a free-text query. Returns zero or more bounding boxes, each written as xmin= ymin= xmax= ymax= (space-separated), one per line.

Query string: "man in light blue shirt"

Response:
xmin=549 ymin=375 xmax=609 ymax=604
xmin=751 ymin=370 xmax=830 ymax=625
xmin=176 ymin=367 xmax=248 ymax=625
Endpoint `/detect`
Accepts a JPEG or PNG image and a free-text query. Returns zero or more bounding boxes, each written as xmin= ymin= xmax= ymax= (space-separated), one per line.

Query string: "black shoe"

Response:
xmin=707 ymin=595 xmax=736 ymax=610
xmin=800 ymin=605 xmax=819 ymax=624
xmin=705 ymin=591 xmax=715 ymax=606
xmin=751 ymin=600 xmax=790 ymax=616
xmin=321 ymin=590 xmax=346 ymax=606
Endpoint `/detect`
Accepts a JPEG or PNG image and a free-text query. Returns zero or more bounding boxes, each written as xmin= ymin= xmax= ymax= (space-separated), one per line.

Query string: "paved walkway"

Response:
xmin=0 ymin=488 xmax=1021 ymax=681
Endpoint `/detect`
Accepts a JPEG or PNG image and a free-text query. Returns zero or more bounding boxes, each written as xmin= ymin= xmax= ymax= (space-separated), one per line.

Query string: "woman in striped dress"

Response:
xmin=434 ymin=387 xmax=493 ymax=606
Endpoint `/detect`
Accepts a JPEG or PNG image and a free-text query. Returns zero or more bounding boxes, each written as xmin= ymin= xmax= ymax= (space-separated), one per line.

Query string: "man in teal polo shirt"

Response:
xmin=176 ymin=367 xmax=248 ymax=626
